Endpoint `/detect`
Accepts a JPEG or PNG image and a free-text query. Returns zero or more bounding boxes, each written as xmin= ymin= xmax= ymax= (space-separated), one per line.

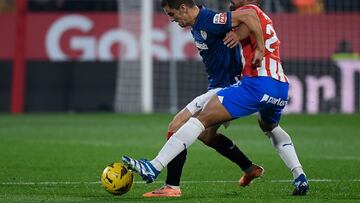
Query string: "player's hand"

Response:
xmin=252 ymin=48 xmax=264 ymax=67
xmin=223 ymin=31 xmax=239 ymax=48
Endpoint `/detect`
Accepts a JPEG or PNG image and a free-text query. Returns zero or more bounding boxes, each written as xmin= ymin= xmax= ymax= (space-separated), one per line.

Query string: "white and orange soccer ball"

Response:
xmin=101 ymin=162 xmax=134 ymax=195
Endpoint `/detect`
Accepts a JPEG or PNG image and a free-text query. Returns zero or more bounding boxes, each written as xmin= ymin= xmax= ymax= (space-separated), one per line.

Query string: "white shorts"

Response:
xmin=185 ymin=88 xmax=230 ymax=128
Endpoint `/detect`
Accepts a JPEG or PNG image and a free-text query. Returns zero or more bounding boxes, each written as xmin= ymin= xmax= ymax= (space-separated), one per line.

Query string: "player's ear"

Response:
xmin=179 ymin=4 xmax=187 ymax=13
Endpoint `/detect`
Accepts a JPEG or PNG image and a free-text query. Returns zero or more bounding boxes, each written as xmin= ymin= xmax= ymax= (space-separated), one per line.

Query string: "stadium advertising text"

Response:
xmin=0 ymin=14 xmax=359 ymax=113
xmin=1 ymin=13 xmax=359 ymax=60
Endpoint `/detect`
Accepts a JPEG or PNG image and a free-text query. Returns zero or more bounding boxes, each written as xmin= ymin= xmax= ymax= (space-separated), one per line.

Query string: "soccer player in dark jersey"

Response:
xmin=141 ymin=0 xmax=263 ymax=197
xmin=123 ymin=0 xmax=309 ymax=196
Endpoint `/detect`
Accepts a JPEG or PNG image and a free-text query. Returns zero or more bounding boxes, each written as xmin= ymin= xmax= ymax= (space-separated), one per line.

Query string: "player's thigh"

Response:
xmin=196 ymin=94 xmax=233 ymax=128
xmin=185 ymin=88 xmax=222 ymax=115
xmin=169 ymin=89 xmax=221 ymax=132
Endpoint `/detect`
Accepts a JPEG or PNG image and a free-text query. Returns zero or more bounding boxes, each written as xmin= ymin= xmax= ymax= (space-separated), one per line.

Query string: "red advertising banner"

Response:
xmin=0 ymin=13 xmax=359 ymax=61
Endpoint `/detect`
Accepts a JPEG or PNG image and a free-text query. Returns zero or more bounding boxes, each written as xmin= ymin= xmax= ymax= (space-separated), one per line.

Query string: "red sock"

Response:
xmin=166 ymin=132 xmax=174 ymax=140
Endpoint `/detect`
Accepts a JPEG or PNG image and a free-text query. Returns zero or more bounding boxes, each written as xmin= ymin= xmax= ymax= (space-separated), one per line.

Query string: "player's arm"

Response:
xmin=231 ymin=9 xmax=264 ymax=66
xmin=223 ymin=30 xmax=240 ymax=48
xmin=223 ymin=24 xmax=250 ymax=48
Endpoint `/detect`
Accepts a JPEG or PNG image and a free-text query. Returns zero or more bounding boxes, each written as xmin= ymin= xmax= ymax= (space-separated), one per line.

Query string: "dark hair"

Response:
xmin=246 ymin=0 xmax=262 ymax=6
xmin=161 ymin=0 xmax=196 ymax=9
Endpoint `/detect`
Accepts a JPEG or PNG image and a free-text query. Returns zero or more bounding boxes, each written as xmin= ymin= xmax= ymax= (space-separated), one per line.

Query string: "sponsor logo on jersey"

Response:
xmin=260 ymin=94 xmax=287 ymax=107
xmin=213 ymin=13 xmax=227 ymax=24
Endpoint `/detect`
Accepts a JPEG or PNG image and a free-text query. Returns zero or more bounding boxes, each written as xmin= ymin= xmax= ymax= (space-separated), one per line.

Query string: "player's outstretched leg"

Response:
xmin=126 ymin=95 xmax=231 ymax=186
xmin=122 ymin=156 xmax=160 ymax=183
xmin=269 ymin=126 xmax=309 ymax=195
xmin=259 ymin=118 xmax=309 ymax=195
xmin=143 ymin=111 xmax=190 ymax=197
xmin=201 ymin=131 xmax=265 ymax=187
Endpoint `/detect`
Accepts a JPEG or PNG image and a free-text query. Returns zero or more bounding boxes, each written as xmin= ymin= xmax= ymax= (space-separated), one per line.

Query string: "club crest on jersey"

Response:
xmin=213 ymin=13 xmax=227 ymax=24
xmin=200 ymin=30 xmax=207 ymax=40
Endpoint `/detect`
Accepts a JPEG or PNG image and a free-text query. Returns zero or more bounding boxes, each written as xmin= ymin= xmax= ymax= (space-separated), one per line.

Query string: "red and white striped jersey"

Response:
xmin=236 ymin=5 xmax=288 ymax=83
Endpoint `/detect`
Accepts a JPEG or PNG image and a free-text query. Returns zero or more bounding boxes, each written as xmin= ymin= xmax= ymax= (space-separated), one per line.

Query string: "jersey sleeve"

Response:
xmin=194 ymin=10 xmax=232 ymax=35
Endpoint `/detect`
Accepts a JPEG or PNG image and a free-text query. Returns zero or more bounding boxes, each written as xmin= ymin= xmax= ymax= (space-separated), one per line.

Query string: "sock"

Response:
xmin=165 ymin=149 xmax=187 ymax=186
xmin=208 ymin=133 xmax=253 ymax=172
xmin=292 ymin=166 xmax=305 ymax=179
xmin=167 ymin=131 xmax=174 ymax=140
xmin=164 ymin=131 xmax=187 ymax=186
xmin=150 ymin=159 xmax=164 ymax=171
xmin=152 ymin=118 xmax=205 ymax=170
xmin=165 ymin=184 xmax=180 ymax=189
xmin=266 ymin=125 xmax=304 ymax=179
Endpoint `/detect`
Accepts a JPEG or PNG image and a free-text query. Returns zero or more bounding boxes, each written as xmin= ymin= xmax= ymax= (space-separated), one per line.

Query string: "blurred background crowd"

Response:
xmin=0 ymin=0 xmax=360 ymax=13
xmin=0 ymin=0 xmax=359 ymax=113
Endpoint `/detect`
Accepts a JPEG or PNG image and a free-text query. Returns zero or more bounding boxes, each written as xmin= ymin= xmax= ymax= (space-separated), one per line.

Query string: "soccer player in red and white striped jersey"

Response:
xmin=234 ymin=4 xmax=288 ymax=82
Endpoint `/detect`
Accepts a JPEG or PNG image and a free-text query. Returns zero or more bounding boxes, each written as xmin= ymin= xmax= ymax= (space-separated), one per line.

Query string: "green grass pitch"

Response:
xmin=0 ymin=113 xmax=359 ymax=202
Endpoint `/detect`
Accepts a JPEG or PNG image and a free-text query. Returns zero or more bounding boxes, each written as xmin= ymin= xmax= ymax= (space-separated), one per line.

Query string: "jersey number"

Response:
xmin=265 ymin=24 xmax=278 ymax=53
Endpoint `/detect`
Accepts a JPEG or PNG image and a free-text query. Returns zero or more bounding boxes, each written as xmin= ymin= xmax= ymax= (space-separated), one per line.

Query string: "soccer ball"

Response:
xmin=101 ymin=162 xmax=134 ymax=195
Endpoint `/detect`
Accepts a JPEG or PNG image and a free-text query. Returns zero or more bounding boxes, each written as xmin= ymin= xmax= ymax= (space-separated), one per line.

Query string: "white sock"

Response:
xmin=165 ymin=184 xmax=180 ymax=189
xmin=266 ymin=126 xmax=305 ymax=179
xmin=292 ymin=167 xmax=305 ymax=179
xmin=150 ymin=159 xmax=164 ymax=172
xmin=151 ymin=118 xmax=205 ymax=171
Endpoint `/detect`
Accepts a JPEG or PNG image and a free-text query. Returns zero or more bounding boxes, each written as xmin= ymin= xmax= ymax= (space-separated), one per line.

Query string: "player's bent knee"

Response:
xmin=267 ymin=126 xmax=292 ymax=148
xmin=198 ymin=127 xmax=219 ymax=147
xmin=197 ymin=135 xmax=209 ymax=145
xmin=258 ymin=119 xmax=278 ymax=132
xmin=198 ymin=135 xmax=216 ymax=147
xmin=198 ymin=134 xmax=212 ymax=147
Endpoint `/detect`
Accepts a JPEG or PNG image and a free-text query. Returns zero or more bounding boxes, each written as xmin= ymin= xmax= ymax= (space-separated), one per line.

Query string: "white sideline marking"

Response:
xmin=309 ymin=155 xmax=360 ymax=161
xmin=1 ymin=179 xmax=359 ymax=186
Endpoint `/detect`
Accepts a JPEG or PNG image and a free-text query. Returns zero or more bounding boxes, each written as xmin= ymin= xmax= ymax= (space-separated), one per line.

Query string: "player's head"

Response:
xmin=229 ymin=0 xmax=261 ymax=11
xmin=161 ymin=0 xmax=198 ymax=27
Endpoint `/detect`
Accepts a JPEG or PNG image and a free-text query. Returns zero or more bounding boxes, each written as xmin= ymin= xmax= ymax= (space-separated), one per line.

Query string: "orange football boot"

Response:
xmin=143 ymin=185 xmax=182 ymax=197
xmin=239 ymin=164 xmax=264 ymax=186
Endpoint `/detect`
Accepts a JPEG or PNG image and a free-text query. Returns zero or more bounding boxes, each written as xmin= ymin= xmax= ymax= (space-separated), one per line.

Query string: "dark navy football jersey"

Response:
xmin=191 ymin=6 xmax=242 ymax=89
